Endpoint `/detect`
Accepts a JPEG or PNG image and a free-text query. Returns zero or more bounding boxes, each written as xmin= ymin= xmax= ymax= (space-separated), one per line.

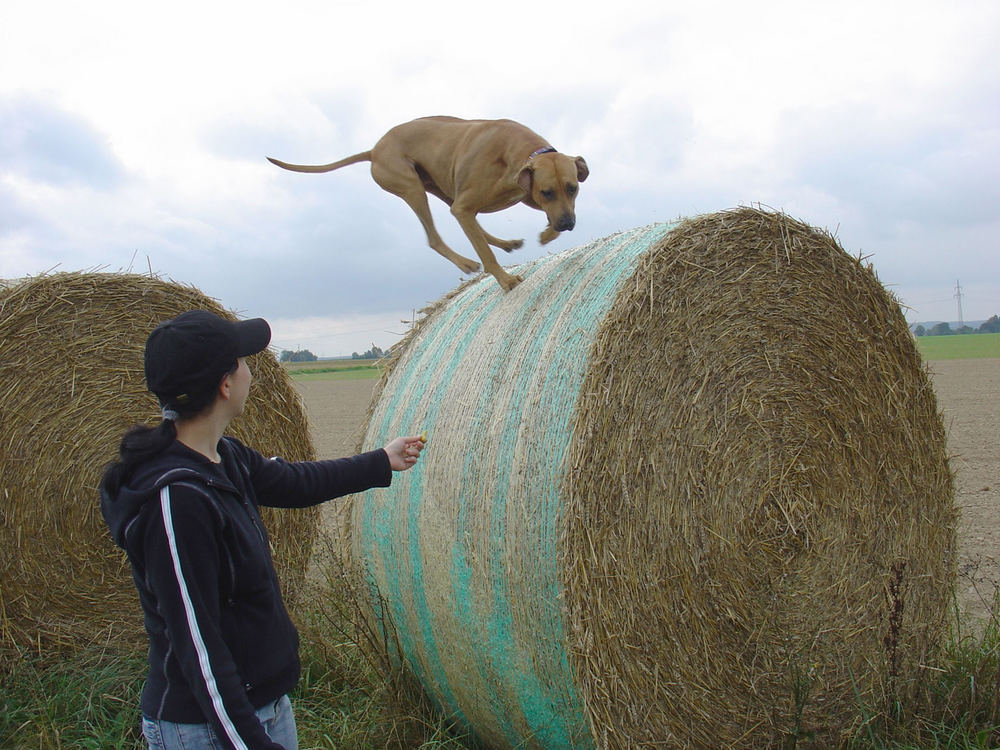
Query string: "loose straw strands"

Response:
xmin=565 ymin=208 xmax=955 ymax=747
xmin=0 ymin=272 xmax=318 ymax=652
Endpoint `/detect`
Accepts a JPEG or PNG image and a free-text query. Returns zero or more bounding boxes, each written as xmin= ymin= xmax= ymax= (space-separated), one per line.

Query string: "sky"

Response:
xmin=2 ymin=0 xmax=998 ymax=356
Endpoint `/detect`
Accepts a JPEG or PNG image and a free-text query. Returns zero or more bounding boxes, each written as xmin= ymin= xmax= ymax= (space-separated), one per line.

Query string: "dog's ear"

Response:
xmin=575 ymin=156 xmax=589 ymax=182
xmin=517 ymin=163 xmax=534 ymax=192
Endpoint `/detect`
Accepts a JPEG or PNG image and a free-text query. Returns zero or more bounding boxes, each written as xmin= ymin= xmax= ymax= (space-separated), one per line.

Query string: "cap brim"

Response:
xmin=233 ymin=317 xmax=271 ymax=357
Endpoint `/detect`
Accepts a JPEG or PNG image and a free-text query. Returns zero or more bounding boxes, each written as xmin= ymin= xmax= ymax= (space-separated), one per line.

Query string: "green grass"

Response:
xmin=0 ymin=645 xmax=146 ymax=749
xmin=0 ymin=549 xmax=469 ymax=750
xmin=4 ymin=585 xmax=998 ymax=749
xmin=848 ymin=594 xmax=1000 ymax=750
xmin=0 ymin=635 xmax=465 ymax=750
xmin=282 ymin=358 xmax=383 ymax=381
xmin=290 ymin=623 xmax=472 ymax=749
xmin=915 ymin=333 xmax=1000 ymax=361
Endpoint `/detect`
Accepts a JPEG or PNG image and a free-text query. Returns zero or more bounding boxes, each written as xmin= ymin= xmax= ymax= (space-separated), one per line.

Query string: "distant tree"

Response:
xmin=979 ymin=315 xmax=1000 ymax=333
xmin=352 ymin=344 xmax=386 ymax=360
xmin=280 ymin=349 xmax=317 ymax=362
xmin=957 ymin=325 xmax=975 ymax=335
xmin=913 ymin=325 xmax=926 ymax=337
xmin=929 ymin=322 xmax=954 ymax=336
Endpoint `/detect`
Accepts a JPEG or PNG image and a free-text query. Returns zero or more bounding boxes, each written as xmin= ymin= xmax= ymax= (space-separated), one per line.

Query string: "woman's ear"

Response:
xmin=218 ymin=372 xmax=233 ymax=400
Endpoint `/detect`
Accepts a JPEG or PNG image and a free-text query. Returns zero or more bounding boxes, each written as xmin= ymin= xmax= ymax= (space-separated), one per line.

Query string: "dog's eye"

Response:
xmin=566 ymin=184 xmax=577 ymax=197
xmin=540 ymin=189 xmax=555 ymax=200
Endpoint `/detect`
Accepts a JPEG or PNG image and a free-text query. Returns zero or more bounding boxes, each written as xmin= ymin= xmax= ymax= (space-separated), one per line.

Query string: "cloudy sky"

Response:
xmin=2 ymin=0 xmax=998 ymax=356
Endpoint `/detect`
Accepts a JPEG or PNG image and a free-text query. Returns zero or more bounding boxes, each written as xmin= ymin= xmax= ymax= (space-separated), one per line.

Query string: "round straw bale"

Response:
xmin=0 ymin=272 xmax=317 ymax=651
xmin=350 ymin=208 xmax=955 ymax=748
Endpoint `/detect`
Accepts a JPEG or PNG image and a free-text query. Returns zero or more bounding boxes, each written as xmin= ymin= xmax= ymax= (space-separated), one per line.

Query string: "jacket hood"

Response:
xmin=100 ymin=441 xmax=233 ymax=548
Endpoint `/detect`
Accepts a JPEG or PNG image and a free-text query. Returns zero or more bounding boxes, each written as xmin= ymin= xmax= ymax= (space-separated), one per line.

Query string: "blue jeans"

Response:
xmin=141 ymin=694 xmax=298 ymax=749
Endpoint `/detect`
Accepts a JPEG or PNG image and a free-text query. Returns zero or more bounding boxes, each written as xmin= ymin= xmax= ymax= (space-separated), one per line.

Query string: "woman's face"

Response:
xmin=227 ymin=357 xmax=252 ymax=414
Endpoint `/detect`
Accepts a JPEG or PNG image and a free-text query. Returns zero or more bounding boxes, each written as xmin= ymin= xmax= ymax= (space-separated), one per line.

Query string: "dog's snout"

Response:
xmin=556 ymin=215 xmax=575 ymax=232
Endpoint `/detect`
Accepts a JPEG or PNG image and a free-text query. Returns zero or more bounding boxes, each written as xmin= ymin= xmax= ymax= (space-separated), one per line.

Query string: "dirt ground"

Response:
xmin=928 ymin=359 xmax=1000 ymax=623
xmin=293 ymin=358 xmax=999 ymax=624
xmin=293 ymin=378 xmax=374 ymax=461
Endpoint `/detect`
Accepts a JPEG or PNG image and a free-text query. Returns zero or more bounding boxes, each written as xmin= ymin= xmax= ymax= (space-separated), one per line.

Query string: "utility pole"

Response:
xmin=954 ymin=280 xmax=964 ymax=327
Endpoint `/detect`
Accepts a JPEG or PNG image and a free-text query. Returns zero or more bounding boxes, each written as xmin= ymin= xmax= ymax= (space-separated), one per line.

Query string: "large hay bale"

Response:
xmin=351 ymin=208 xmax=956 ymax=748
xmin=0 ymin=272 xmax=318 ymax=651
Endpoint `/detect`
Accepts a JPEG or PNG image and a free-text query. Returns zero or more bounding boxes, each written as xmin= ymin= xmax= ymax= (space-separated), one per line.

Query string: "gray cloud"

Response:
xmin=0 ymin=96 xmax=124 ymax=188
xmin=781 ymin=110 xmax=998 ymax=227
xmin=3 ymin=1 xmax=997 ymax=349
xmin=189 ymin=168 xmax=478 ymax=321
xmin=0 ymin=182 xmax=32 ymax=233
xmin=762 ymin=94 xmax=1000 ymax=300
xmin=201 ymin=87 xmax=370 ymax=164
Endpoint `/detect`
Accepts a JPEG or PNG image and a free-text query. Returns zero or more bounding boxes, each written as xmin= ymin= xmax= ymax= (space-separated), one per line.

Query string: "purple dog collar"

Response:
xmin=528 ymin=147 xmax=557 ymax=159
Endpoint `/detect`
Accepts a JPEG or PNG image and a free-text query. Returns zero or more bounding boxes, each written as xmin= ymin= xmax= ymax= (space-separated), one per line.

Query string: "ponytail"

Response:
xmin=100 ymin=419 xmax=178 ymax=497
xmin=100 ymin=360 xmax=237 ymax=499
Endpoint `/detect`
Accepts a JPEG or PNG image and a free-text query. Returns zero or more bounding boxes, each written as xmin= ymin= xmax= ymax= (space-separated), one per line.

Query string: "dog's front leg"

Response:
xmin=451 ymin=206 xmax=523 ymax=291
xmin=482 ymin=230 xmax=524 ymax=253
xmin=539 ymin=226 xmax=560 ymax=245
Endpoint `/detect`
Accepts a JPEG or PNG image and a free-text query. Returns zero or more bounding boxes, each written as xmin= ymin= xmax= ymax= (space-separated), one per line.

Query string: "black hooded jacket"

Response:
xmin=101 ymin=436 xmax=390 ymax=750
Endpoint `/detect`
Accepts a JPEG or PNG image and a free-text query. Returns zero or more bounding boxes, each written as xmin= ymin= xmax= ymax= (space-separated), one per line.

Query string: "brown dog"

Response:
xmin=268 ymin=116 xmax=588 ymax=291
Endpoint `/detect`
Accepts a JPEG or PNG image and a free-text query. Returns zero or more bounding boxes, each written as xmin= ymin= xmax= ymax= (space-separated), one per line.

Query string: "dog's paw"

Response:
xmin=539 ymin=227 xmax=559 ymax=245
xmin=494 ymin=272 xmax=524 ymax=291
xmin=502 ymin=274 xmax=524 ymax=291
xmin=458 ymin=259 xmax=482 ymax=274
xmin=502 ymin=239 xmax=524 ymax=253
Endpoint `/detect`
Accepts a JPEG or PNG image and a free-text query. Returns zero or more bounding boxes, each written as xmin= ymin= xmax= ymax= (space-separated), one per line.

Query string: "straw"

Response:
xmin=348 ymin=207 xmax=955 ymax=748
xmin=0 ymin=272 xmax=318 ymax=652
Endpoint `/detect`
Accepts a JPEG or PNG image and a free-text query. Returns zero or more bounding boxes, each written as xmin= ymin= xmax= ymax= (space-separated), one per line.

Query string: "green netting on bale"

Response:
xmin=358 ymin=223 xmax=666 ymax=747
xmin=350 ymin=208 xmax=955 ymax=749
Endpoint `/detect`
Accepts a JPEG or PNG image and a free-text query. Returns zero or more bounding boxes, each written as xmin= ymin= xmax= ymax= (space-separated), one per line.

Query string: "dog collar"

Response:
xmin=528 ymin=147 xmax=556 ymax=159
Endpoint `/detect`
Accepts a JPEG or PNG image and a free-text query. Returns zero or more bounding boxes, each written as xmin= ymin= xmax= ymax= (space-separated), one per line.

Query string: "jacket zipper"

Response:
xmin=243 ymin=497 xmax=265 ymax=543
xmin=205 ymin=476 xmax=265 ymax=544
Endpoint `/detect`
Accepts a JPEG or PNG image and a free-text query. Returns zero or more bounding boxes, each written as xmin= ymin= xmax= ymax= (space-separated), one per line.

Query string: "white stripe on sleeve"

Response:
xmin=160 ymin=486 xmax=250 ymax=750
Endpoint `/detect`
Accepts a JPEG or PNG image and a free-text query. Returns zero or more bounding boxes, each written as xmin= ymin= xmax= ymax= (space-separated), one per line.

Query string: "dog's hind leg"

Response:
xmin=371 ymin=163 xmax=482 ymax=275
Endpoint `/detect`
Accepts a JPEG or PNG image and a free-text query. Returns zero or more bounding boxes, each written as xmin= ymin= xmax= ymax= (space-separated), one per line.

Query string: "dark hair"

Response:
xmin=100 ymin=361 xmax=236 ymax=498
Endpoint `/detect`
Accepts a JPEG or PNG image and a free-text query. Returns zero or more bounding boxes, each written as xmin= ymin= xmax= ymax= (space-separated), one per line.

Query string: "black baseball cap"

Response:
xmin=144 ymin=310 xmax=271 ymax=407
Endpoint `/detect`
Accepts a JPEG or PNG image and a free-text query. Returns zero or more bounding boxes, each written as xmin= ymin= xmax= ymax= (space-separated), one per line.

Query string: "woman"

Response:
xmin=100 ymin=309 xmax=423 ymax=750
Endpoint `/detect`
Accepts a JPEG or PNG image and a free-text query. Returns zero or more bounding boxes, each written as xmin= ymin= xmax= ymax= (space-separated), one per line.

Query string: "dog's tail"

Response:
xmin=266 ymin=152 xmax=372 ymax=173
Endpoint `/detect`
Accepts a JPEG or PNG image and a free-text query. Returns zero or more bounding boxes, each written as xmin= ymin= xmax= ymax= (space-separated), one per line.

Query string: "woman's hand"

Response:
xmin=383 ymin=434 xmax=426 ymax=471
